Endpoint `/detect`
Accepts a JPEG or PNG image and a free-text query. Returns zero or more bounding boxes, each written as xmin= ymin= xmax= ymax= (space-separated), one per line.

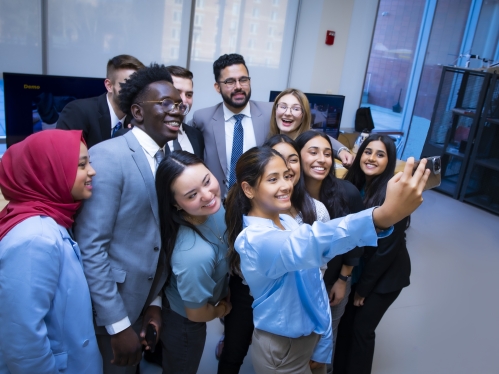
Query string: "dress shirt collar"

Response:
xmin=242 ymin=214 xmax=297 ymax=230
xmin=106 ymin=94 xmax=126 ymax=129
xmin=131 ymin=126 xmax=164 ymax=158
xmin=222 ymin=101 xmax=252 ymax=122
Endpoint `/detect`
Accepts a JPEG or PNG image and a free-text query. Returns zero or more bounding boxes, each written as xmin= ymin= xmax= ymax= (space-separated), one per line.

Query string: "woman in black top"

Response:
xmin=333 ymin=134 xmax=411 ymax=374
xmin=295 ymin=130 xmax=364 ymax=370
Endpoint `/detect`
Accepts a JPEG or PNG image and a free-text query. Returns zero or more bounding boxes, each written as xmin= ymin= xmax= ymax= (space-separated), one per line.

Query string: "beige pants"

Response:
xmin=251 ymin=328 xmax=327 ymax=374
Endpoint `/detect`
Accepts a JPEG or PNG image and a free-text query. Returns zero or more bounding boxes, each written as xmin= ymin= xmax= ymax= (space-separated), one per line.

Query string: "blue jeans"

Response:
xmin=161 ymin=307 xmax=206 ymax=374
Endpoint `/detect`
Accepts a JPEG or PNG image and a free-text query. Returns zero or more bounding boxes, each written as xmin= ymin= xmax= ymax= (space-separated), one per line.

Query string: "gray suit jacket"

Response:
xmin=74 ymin=131 xmax=167 ymax=330
xmin=192 ymin=100 xmax=273 ymax=196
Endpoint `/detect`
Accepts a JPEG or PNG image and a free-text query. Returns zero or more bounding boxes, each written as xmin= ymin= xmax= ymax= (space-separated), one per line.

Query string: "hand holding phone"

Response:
xmin=145 ymin=323 xmax=158 ymax=353
xmin=413 ymin=156 xmax=441 ymax=191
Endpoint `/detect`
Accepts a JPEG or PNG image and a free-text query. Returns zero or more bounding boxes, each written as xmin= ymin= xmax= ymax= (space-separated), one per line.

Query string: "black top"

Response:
xmin=323 ymin=178 xmax=364 ymax=287
xmin=355 ymin=216 xmax=411 ymax=296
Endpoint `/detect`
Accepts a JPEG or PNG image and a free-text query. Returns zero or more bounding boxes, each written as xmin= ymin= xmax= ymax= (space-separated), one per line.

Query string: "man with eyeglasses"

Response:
xmin=56 ymin=54 xmax=145 ymax=149
xmin=165 ymin=65 xmax=205 ymax=159
xmin=192 ymin=53 xmax=273 ymax=197
xmin=74 ymin=64 xmax=186 ymax=374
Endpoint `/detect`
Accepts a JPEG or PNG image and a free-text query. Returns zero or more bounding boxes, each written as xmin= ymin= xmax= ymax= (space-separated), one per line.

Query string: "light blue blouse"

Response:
xmin=0 ymin=216 xmax=102 ymax=374
xmin=165 ymin=206 xmax=229 ymax=318
xmin=235 ymin=207 xmax=385 ymax=363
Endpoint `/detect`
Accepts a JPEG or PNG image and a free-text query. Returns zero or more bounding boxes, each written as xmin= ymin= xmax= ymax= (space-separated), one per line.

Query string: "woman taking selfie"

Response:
xmin=333 ymin=135 xmax=410 ymax=374
xmin=224 ymin=146 xmax=429 ymax=373
xmin=0 ymin=130 xmax=101 ymax=373
xmin=295 ymin=130 xmax=364 ymax=368
xmin=156 ymin=151 xmax=232 ymax=374
xmin=218 ymin=134 xmax=330 ymax=373
xmin=268 ymin=88 xmax=354 ymax=167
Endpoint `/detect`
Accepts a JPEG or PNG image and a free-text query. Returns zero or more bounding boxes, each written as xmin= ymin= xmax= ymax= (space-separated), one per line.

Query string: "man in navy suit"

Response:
xmin=56 ymin=54 xmax=145 ymax=148
xmin=166 ymin=65 xmax=205 ymax=159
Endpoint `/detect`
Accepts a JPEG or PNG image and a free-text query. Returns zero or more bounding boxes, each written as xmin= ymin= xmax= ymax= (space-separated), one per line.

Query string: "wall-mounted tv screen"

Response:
xmin=269 ymin=91 xmax=345 ymax=139
xmin=3 ymin=73 xmax=106 ymax=147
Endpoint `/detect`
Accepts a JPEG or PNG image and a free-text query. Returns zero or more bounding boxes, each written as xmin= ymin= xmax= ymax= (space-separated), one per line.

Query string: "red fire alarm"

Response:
xmin=326 ymin=30 xmax=335 ymax=45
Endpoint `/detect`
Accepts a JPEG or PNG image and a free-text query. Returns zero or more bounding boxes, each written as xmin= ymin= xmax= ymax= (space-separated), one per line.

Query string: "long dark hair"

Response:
xmin=263 ymin=134 xmax=316 ymax=224
xmin=295 ymin=130 xmax=348 ymax=219
xmin=225 ymin=147 xmax=285 ymax=274
xmin=344 ymin=134 xmax=396 ymax=208
xmin=155 ymin=151 xmax=212 ymax=280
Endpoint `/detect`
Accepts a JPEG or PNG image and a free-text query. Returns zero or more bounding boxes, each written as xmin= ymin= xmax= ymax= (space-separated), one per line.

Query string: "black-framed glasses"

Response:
xmin=137 ymin=99 xmax=190 ymax=115
xmin=218 ymin=76 xmax=251 ymax=89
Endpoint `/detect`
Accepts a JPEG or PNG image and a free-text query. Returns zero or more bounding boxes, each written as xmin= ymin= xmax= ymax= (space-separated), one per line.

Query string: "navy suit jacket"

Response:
xmin=56 ymin=93 xmax=131 ymax=149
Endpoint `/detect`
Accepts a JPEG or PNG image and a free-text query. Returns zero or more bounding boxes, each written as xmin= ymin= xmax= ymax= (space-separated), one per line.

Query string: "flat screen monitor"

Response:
xmin=269 ymin=91 xmax=345 ymax=139
xmin=3 ymin=73 xmax=106 ymax=147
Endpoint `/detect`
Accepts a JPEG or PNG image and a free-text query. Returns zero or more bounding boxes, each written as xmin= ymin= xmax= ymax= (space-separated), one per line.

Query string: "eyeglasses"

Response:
xmin=137 ymin=99 xmax=190 ymax=115
xmin=218 ymin=76 xmax=251 ymax=89
xmin=276 ymin=103 xmax=303 ymax=116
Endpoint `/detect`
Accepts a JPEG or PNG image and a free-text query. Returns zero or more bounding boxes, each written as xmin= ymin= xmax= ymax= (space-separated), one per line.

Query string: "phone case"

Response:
xmin=413 ymin=156 xmax=441 ymax=191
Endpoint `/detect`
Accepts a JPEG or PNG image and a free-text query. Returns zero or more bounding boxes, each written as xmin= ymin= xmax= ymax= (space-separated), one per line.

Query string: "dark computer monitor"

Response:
xmin=269 ymin=91 xmax=345 ymax=139
xmin=3 ymin=72 xmax=106 ymax=147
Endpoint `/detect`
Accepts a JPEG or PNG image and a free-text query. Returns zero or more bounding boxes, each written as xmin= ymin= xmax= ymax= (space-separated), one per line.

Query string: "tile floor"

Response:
xmin=143 ymin=190 xmax=499 ymax=374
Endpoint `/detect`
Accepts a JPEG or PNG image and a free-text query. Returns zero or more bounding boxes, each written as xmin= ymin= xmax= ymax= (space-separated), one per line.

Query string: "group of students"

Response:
xmin=0 ymin=68 xmax=430 ymax=374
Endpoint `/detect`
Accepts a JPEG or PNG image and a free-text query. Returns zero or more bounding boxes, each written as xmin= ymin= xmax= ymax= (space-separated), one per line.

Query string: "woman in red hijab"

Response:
xmin=0 ymin=130 xmax=102 ymax=373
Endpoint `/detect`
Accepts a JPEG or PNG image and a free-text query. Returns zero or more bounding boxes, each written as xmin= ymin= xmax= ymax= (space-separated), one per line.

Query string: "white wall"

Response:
xmin=289 ymin=0 xmax=379 ymax=131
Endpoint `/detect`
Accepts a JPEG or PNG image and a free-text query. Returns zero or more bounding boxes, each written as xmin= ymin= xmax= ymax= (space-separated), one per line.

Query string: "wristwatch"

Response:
xmin=338 ymin=274 xmax=351 ymax=282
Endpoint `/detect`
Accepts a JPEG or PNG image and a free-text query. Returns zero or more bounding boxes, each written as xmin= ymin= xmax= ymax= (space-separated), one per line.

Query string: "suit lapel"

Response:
xmin=182 ymin=123 xmax=201 ymax=157
xmin=124 ymin=131 xmax=160 ymax=226
xmin=212 ymin=104 xmax=227 ymax=175
xmin=250 ymin=101 xmax=267 ymax=146
xmin=98 ymin=93 xmax=112 ymax=143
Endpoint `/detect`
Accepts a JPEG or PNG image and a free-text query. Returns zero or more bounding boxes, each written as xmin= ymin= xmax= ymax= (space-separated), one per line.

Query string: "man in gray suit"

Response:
xmin=192 ymin=53 xmax=351 ymax=197
xmin=74 ymin=64 xmax=187 ymax=373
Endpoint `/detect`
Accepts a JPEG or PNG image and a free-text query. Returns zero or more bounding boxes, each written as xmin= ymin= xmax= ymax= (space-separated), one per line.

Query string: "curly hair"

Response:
xmin=118 ymin=63 xmax=173 ymax=116
xmin=213 ymin=53 xmax=249 ymax=82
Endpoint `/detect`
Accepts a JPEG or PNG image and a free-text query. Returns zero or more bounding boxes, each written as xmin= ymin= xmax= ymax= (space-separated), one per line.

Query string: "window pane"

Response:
xmin=361 ymin=0 xmax=426 ymax=131
xmin=47 ymin=0 xmax=191 ymax=77
xmin=403 ymin=0 xmax=473 ymax=158
xmin=188 ymin=0 xmax=299 ymax=120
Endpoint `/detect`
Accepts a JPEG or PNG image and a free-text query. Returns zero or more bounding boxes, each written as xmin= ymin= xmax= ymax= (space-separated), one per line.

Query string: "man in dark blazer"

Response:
xmin=166 ymin=65 xmax=204 ymax=159
xmin=74 ymin=64 xmax=186 ymax=374
xmin=56 ymin=54 xmax=145 ymax=149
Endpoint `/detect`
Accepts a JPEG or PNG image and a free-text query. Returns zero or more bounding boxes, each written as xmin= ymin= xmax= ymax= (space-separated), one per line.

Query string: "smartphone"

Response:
xmin=413 ymin=156 xmax=441 ymax=191
xmin=145 ymin=324 xmax=157 ymax=353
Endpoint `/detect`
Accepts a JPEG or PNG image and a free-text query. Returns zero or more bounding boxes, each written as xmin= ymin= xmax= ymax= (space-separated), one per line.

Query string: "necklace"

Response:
xmin=205 ymin=215 xmax=225 ymax=245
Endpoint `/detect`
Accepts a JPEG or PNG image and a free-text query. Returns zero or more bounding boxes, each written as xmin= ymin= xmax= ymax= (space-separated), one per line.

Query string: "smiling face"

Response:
xmin=172 ymin=163 xmax=221 ymax=221
xmin=171 ymin=75 xmax=193 ymax=109
xmin=272 ymin=142 xmax=300 ymax=187
xmin=71 ymin=142 xmax=96 ymax=201
xmin=133 ymin=81 xmax=184 ymax=147
xmin=215 ymin=64 xmax=251 ymax=113
xmin=243 ymin=156 xmax=293 ymax=220
xmin=275 ymin=94 xmax=304 ymax=139
xmin=360 ymin=140 xmax=389 ymax=181
xmin=300 ymin=135 xmax=333 ymax=183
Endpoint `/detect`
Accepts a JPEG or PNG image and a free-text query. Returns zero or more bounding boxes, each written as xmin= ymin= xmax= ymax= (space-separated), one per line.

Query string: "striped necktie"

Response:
xmin=228 ymin=114 xmax=244 ymax=188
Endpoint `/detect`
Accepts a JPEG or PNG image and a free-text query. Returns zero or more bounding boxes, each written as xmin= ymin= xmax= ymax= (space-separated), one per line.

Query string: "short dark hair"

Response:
xmin=166 ymin=65 xmax=193 ymax=81
xmin=106 ymin=54 xmax=145 ymax=80
xmin=118 ymin=63 xmax=173 ymax=116
xmin=213 ymin=53 xmax=249 ymax=82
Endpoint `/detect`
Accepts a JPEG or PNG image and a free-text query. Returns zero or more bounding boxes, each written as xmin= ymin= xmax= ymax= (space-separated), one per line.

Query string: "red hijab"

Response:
xmin=0 ymin=130 xmax=85 ymax=240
